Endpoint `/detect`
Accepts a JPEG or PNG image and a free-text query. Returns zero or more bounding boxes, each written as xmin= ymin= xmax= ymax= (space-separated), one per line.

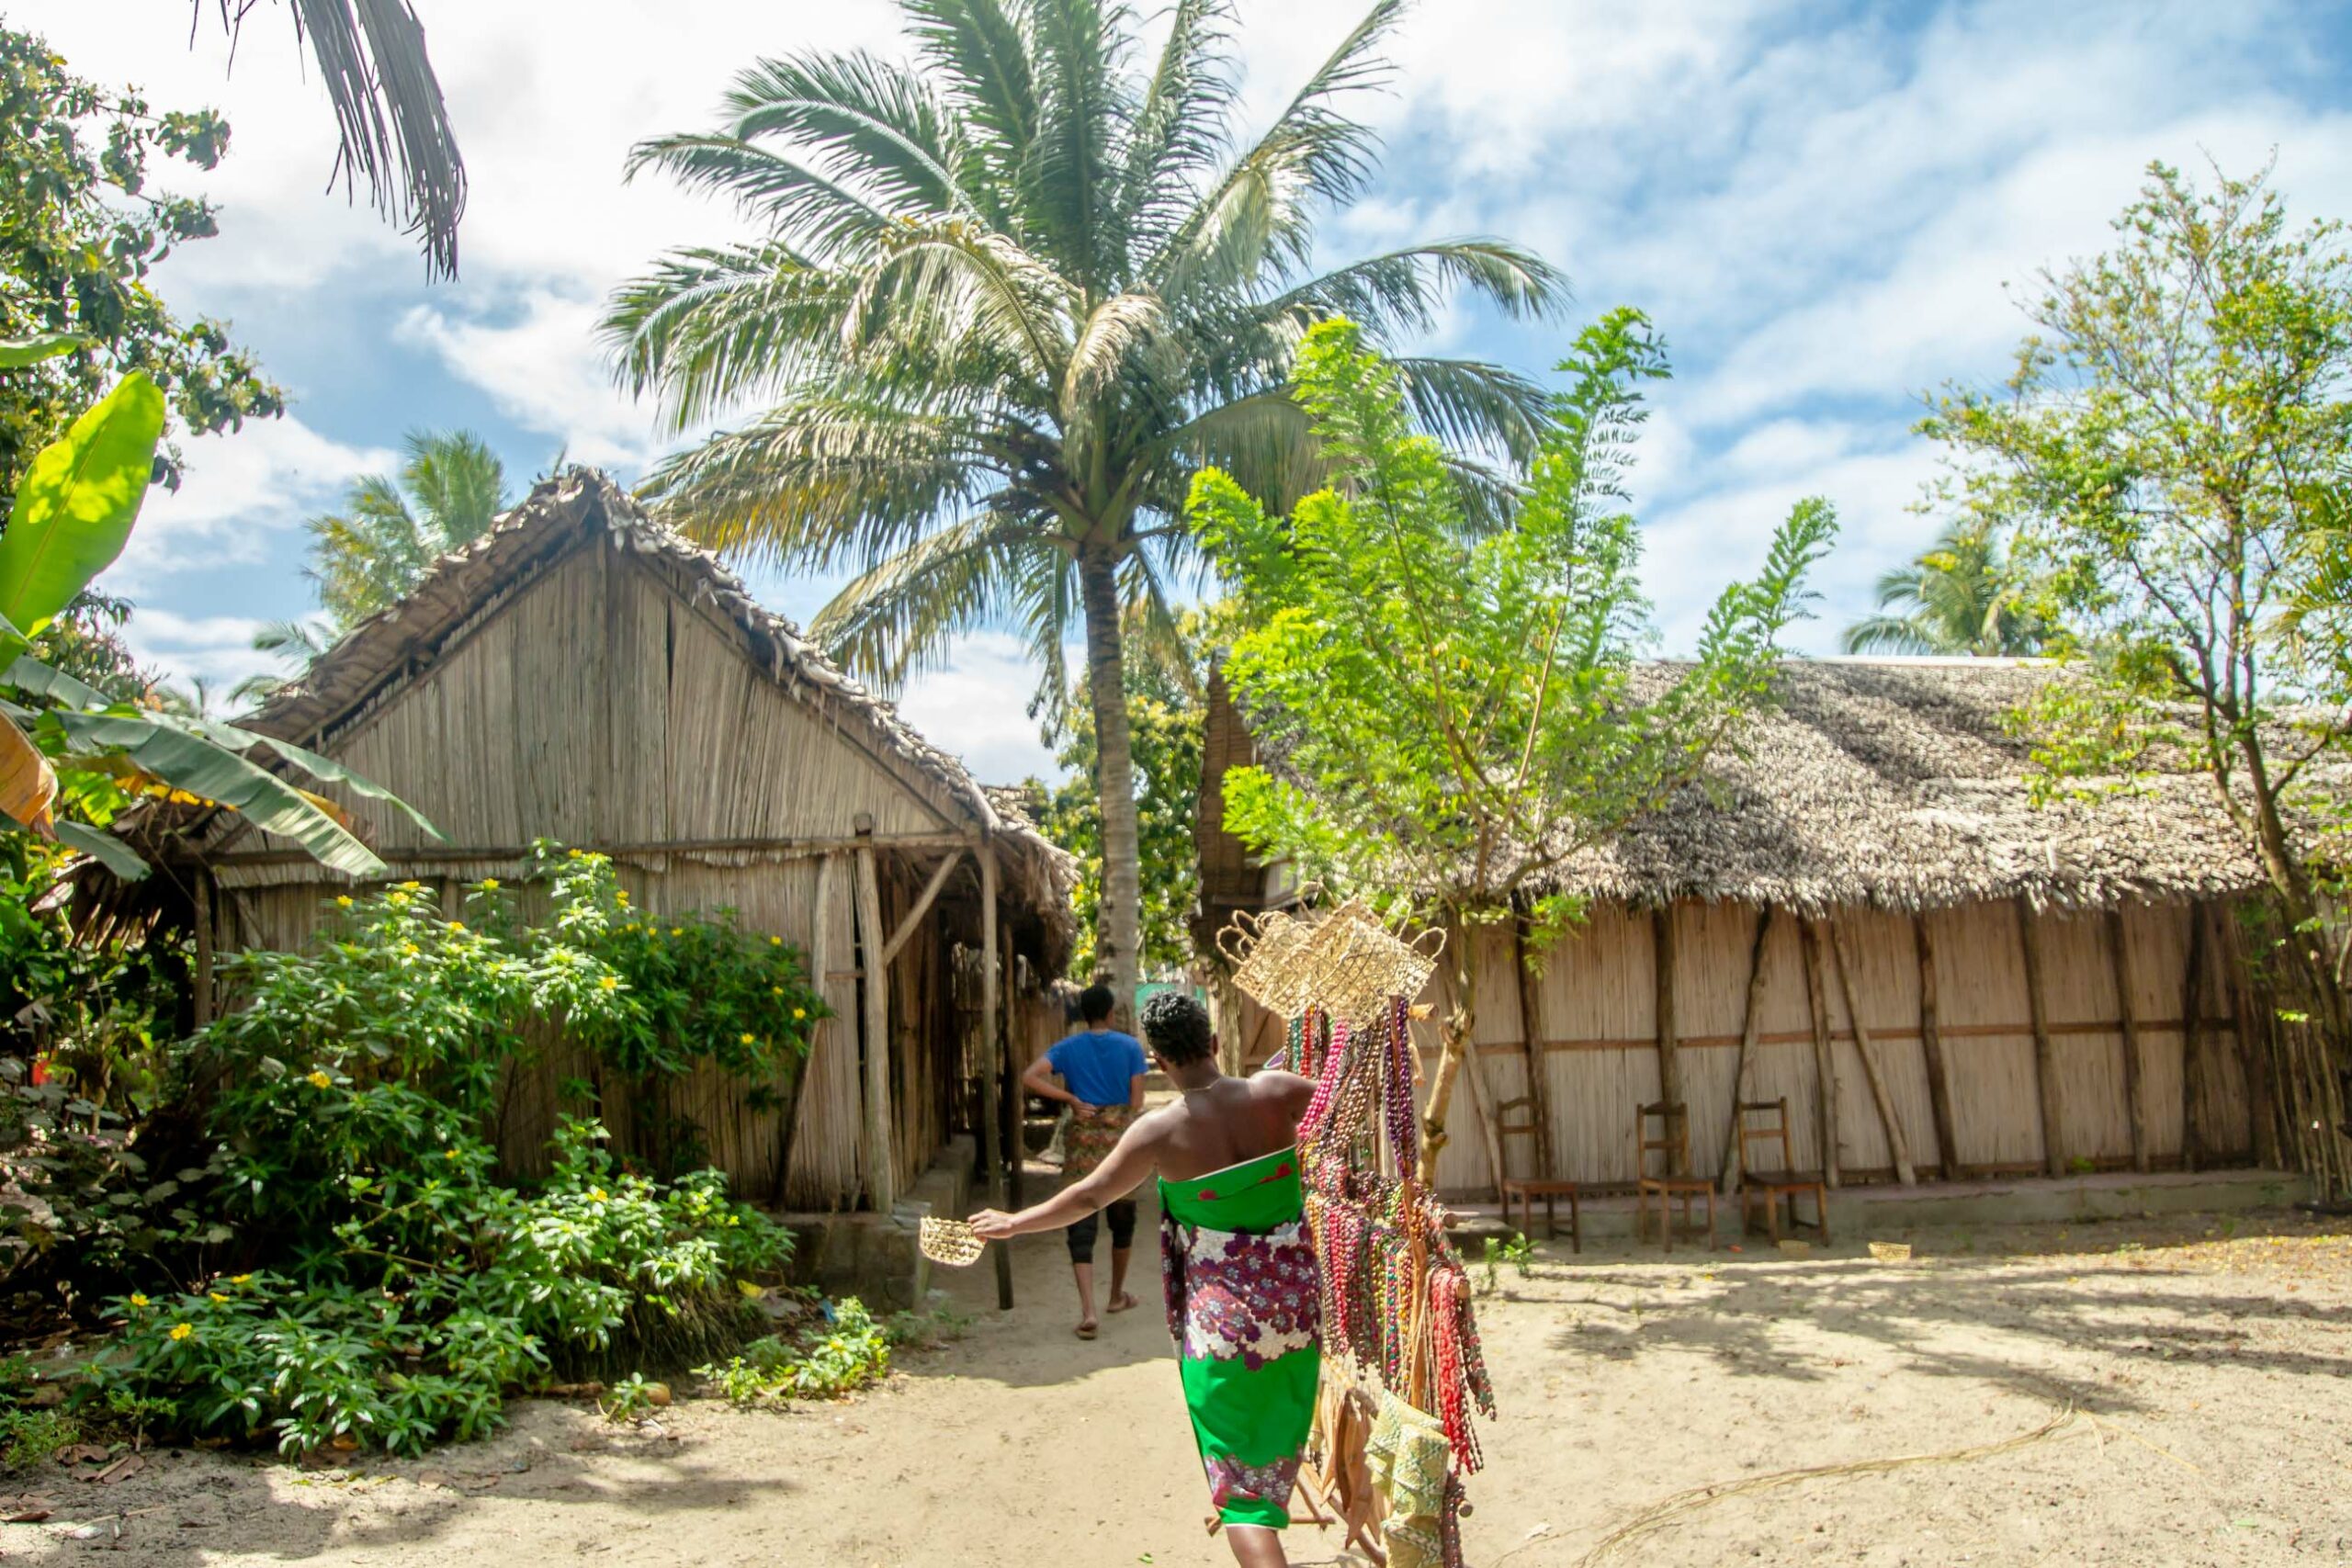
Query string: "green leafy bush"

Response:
xmin=695 ymin=1298 xmax=890 ymax=1406
xmin=89 ymin=1122 xmax=788 ymax=1455
xmin=73 ymin=844 xmax=819 ymax=1457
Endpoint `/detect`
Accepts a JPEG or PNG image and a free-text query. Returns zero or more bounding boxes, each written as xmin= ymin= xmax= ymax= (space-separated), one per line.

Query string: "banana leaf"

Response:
xmin=0 ymin=333 xmax=91 ymax=369
xmin=129 ymin=712 xmax=440 ymax=840
xmin=52 ymin=710 xmax=387 ymax=878
xmin=51 ymin=818 xmax=148 ymax=880
xmin=0 ymin=374 xmax=167 ymax=635
xmin=0 ymin=713 xmax=56 ymax=830
xmin=0 ymin=649 xmax=111 ymax=710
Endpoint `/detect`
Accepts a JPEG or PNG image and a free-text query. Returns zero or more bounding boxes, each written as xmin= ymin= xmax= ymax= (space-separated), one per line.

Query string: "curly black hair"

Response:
xmin=1140 ymin=991 xmax=1215 ymax=1066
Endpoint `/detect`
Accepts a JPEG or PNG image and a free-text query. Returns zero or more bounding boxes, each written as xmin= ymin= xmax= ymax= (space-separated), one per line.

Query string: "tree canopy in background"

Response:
xmin=1200 ymin=313 xmax=1836 ymax=1179
xmin=1924 ymin=160 xmax=2352 ymax=1146
xmin=0 ymin=28 xmax=283 ymax=496
xmin=1840 ymin=521 xmax=2050 ymax=656
xmin=603 ymin=0 xmax=1567 ymax=1010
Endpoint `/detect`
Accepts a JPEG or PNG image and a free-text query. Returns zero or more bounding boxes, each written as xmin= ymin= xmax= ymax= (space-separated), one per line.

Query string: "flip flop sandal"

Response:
xmin=1076 ymin=1323 xmax=1099 ymax=1340
xmin=1106 ymin=1293 xmax=1140 ymax=1314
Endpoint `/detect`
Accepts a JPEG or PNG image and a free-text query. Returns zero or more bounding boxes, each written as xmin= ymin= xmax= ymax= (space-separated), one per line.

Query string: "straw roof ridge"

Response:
xmin=242 ymin=468 xmax=1073 ymax=891
xmin=1219 ymin=655 xmax=2301 ymax=915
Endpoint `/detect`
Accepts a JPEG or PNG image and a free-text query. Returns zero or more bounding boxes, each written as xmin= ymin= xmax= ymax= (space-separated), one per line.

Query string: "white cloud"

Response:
xmin=107 ymin=417 xmax=395 ymax=589
xmin=397 ymin=290 xmax=657 ymax=468
xmin=121 ymin=608 xmax=278 ymax=692
xmin=888 ymin=634 xmax=1057 ymax=787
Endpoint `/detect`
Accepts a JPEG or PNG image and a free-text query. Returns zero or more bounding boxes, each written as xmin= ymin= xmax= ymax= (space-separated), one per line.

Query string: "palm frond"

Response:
xmin=603 ymin=244 xmax=860 ymax=430
xmin=1264 ymin=241 xmax=1570 ymax=333
xmin=903 ymin=0 xmax=1040 ymax=187
xmin=401 ymin=429 xmax=508 ymax=548
xmin=1840 ymin=614 xmax=1939 ymax=656
xmin=1025 ymin=0 xmax=1131 ymax=286
xmin=812 ymin=513 xmax=1071 ymax=692
xmin=209 ymin=0 xmax=467 ymax=279
xmin=623 ymin=134 xmax=901 ymax=256
xmin=1119 ymin=0 xmax=1237 ymax=259
xmin=855 ymin=225 xmax=1075 ymax=386
xmin=701 ymin=51 xmax=982 ymax=220
xmin=639 ymin=393 xmax=1007 ymax=573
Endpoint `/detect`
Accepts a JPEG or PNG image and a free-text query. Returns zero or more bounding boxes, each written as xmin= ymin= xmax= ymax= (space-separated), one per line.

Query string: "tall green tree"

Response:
xmin=1840 ymin=522 xmax=2047 ymax=656
xmin=1200 ymin=313 xmax=1835 ymax=1186
xmin=1923 ymin=161 xmax=2352 ymax=1177
xmin=603 ymin=0 xmax=1566 ymax=1010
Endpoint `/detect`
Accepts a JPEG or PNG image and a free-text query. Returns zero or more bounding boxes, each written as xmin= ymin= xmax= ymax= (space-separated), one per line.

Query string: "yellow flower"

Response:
xmin=669 ymin=927 xmax=683 ymax=937
xmin=598 ymin=976 xmax=620 ymax=992
xmin=209 ymin=1292 xmax=229 ymax=1304
xmin=231 ymin=1274 xmax=251 ymax=1285
xmin=567 ymin=848 xmax=582 ymax=859
xmin=449 ymin=920 xmax=465 ymax=932
xmin=615 ymin=891 xmax=628 ymax=906
xmin=769 ymin=936 xmax=784 ymax=947
xmin=401 ymin=942 xmax=420 ymax=956
xmin=168 ymin=1323 xmax=193 ymax=1342
xmin=306 ymin=1071 xmax=333 ymax=1089
xmin=793 ymin=1008 xmax=807 ymax=1021
xmin=334 ymin=896 xmax=354 ymax=909
xmin=128 ymin=1292 xmax=149 ymax=1309
xmin=398 ymin=880 xmax=423 ymax=891
xmin=480 ymin=878 xmax=501 ymax=891
xmin=770 ymin=986 xmax=783 ymax=997
xmin=739 ymin=1032 xmax=756 ymax=1046
xmin=446 ymin=1149 xmax=460 ymax=1160
xmin=588 ymin=1188 xmax=607 ymax=1202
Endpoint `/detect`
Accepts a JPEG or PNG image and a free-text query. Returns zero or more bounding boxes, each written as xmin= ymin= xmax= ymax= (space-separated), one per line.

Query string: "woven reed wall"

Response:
xmin=204 ymin=540 xmax=1052 ymax=1213
xmin=1227 ymin=894 xmax=2256 ymax=1200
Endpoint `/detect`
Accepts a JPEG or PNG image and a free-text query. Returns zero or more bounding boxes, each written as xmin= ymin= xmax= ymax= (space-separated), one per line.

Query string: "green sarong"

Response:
xmin=1159 ymin=1145 xmax=1322 ymax=1529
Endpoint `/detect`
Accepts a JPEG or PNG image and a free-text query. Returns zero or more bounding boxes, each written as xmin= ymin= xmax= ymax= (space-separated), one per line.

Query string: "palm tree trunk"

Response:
xmin=1079 ymin=547 xmax=1143 ymax=1017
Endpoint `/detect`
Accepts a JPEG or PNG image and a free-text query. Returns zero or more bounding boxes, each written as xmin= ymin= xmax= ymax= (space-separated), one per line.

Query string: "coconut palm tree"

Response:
xmin=194 ymin=0 xmax=467 ymax=278
xmin=1841 ymin=523 xmax=2047 ymax=657
xmin=603 ymin=0 xmax=1567 ymax=1006
xmin=306 ymin=429 xmax=509 ymax=626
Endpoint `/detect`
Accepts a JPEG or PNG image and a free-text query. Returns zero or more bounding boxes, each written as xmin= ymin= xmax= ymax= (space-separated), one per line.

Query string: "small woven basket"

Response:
xmin=920 ymin=1216 xmax=986 ymax=1267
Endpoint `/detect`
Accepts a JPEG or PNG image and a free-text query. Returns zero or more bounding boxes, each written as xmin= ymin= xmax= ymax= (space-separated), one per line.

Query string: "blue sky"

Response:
xmin=19 ymin=0 xmax=2352 ymax=783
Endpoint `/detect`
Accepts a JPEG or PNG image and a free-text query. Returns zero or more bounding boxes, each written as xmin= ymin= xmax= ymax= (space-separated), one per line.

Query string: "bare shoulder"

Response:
xmin=1251 ymin=1069 xmax=1317 ymax=1108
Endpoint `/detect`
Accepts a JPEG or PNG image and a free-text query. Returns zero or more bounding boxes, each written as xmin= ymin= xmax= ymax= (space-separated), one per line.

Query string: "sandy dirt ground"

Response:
xmin=5 ymin=1187 xmax=2349 ymax=1568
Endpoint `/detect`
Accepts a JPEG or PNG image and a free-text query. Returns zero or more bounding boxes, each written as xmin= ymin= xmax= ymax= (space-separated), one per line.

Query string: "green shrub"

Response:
xmin=695 ymin=1298 xmax=890 ymax=1406
xmin=87 ymin=1122 xmax=789 ymax=1455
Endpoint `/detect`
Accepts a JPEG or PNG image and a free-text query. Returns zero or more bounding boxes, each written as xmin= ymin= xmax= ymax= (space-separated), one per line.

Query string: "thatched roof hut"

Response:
xmin=169 ymin=470 xmax=1072 ymax=1213
xmin=1199 ymin=658 xmax=2289 ymax=1201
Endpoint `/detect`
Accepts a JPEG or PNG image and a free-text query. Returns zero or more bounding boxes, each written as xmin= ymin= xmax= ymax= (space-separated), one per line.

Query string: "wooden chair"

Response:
xmin=1635 ymin=1102 xmax=1714 ymax=1251
xmin=1493 ymin=1095 xmax=1581 ymax=1253
xmin=1735 ymin=1098 xmax=1831 ymax=1244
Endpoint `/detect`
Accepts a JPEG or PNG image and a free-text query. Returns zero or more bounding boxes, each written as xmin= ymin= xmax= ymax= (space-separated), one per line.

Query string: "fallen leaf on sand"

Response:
xmin=4 ymin=1507 xmax=52 ymax=1524
xmin=91 ymin=1454 xmax=144 ymax=1485
xmin=54 ymin=1445 xmax=108 ymax=1468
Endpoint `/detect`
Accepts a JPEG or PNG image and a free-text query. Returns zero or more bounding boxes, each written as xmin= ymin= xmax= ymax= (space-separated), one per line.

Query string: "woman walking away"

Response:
xmin=973 ymin=993 xmax=1319 ymax=1568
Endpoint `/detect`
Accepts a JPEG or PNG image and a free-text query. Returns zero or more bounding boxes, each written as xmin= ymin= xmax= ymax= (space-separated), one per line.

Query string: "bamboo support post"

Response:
xmin=1827 ymin=919 xmax=1917 ymax=1185
xmin=1799 ymin=918 xmax=1841 ymax=1188
xmin=1512 ymin=914 xmax=1555 ymax=1182
xmin=773 ymin=852 xmax=837 ymax=1204
xmin=978 ymin=843 xmax=1013 ymax=1310
xmin=2015 ymin=898 xmax=2064 ymax=1179
xmin=2104 ymin=908 xmax=2151 ymax=1173
xmin=2182 ymin=904 xmax=2207 ymax=1174
xmin=2215 ymin=905 xmax=2282 ymax=1169
xmin=192 ymin=872 xmax=215 ymax=1030
xmin=1718 ymin=907 xmax=1775 ymax=1194
xmin=1654 ymin=906 xmax=1684 ymax=1174
xmin=1913 ymin=914 xmax=1961 ymax=1179
xmin=854 ymin=840 xmax=897 ymax=1213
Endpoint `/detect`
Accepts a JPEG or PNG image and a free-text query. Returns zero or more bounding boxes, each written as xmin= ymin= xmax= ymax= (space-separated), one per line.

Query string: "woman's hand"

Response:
xmin=969 ymin=1208 xmax=1020 ymax=1240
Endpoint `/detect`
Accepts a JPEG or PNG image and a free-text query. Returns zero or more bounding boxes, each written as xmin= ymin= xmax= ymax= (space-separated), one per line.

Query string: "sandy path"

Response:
xmin=6 ymin=1200 xmax=2349 ymax=1567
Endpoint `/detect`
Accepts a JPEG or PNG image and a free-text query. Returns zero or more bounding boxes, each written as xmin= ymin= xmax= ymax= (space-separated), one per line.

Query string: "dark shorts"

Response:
xmin=1067 ymin=1199 xmax=1137 ymax=1262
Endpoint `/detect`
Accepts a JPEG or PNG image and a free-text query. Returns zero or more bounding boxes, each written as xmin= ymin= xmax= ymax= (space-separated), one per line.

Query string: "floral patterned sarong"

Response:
xmin=1063 ymin=1102 xmax=1137 ymax=1181
xmin=1159 ymin=1144 xmax=1322 ymax=1530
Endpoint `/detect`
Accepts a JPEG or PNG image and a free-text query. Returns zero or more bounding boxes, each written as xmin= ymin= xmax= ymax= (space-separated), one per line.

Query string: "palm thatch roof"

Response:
xmin=1202 ymin=656 xmax=2289 ymax=919
xmin=193 ymin=470 xmax=1073 ymax=944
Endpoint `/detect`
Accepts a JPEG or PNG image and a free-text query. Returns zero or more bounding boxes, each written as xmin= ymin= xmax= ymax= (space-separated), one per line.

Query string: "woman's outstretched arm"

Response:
xmin=969 ymin=1111 xmax=1167 ymax=1239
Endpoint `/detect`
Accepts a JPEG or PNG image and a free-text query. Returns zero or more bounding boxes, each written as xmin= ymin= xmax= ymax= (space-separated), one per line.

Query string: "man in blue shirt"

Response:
xmin=1022 ymin=984 xmax=1148 ymax=1338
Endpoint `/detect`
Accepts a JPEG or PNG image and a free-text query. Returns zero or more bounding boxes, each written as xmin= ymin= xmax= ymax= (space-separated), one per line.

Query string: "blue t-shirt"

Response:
xmin=1046 ymin=1029 xmax=1148 ymax=1109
